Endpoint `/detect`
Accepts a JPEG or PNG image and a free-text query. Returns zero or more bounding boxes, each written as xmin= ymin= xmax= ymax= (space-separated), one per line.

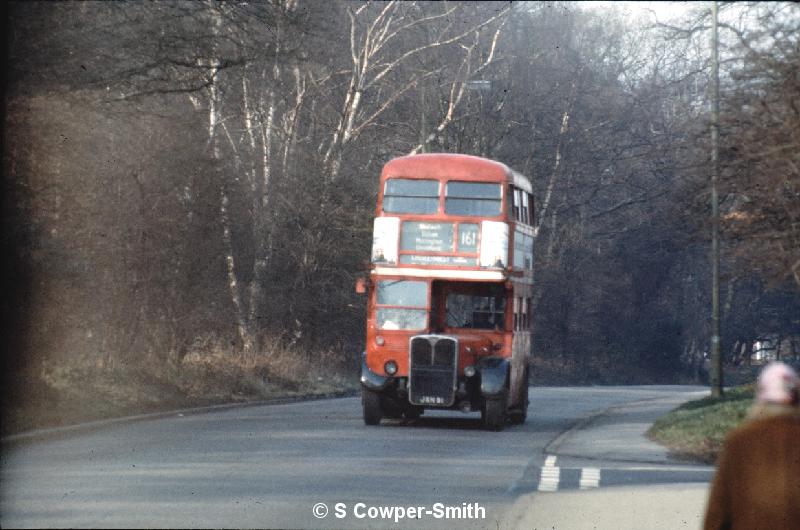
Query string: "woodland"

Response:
xmin=2 ymin=1 xmax=798 ymax=430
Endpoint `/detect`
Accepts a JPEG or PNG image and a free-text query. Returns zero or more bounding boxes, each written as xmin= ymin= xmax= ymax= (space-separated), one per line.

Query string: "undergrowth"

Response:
xmin=3 ymin=338 xmax=358 ymax=435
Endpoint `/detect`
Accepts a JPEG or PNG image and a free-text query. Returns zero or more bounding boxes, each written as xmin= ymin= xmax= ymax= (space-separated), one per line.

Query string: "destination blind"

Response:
xmin=399 ymin=222 xmax=479 ymax=266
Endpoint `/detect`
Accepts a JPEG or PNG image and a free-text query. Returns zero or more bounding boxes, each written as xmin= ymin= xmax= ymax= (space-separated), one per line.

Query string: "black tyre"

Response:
xmin=362 ymin=387 xmax=383 ymax=425
xmin=481 ymin=395 xmax=507 ymax=431
xmin=509 ymin=374 xmax=529 ymax=425
xmin=404 ymin=406 xmax=422 ymax=420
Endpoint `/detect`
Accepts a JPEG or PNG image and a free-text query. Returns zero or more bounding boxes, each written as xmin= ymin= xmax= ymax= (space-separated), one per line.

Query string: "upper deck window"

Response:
xmin=509 ymin=186 xmax=533 ymax=225
xmin=511 ymin=188 xmax=521 ymax=220
xmin=521 ymin=191 xmax=530 ymax=224
xmin=383 ymin=179 xmax=439 ymax=214
xmin=445 ymin=182 xmax=501 ymax=217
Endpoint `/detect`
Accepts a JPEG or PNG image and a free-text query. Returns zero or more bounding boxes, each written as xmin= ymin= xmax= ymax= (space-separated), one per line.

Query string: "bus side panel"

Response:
xmin=509 ymin=281 xmax=533 ymax=407
xmin=510 ymin=331 xmax=531 ymax=406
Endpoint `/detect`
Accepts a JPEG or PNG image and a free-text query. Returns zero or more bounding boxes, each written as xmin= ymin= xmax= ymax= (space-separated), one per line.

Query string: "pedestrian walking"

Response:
xmin=703 ymin=361 xmax=800 ymax=530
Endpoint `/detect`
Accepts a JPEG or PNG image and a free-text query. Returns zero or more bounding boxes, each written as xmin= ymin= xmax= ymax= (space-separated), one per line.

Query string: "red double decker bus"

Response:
xmin=357 ymin=153 xmax=534 ymax=430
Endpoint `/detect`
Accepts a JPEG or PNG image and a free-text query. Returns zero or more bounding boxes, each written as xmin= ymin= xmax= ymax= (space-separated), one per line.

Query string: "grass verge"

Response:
xmin=3 ymin=341 xmax=360 ymax=436
xmin=647 ymin=385 xmax=754 ymax=464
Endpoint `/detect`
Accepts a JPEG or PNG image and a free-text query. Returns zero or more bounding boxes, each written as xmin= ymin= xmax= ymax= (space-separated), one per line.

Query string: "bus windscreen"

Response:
xmin=375 ymin=280 xmax=428 ymax=330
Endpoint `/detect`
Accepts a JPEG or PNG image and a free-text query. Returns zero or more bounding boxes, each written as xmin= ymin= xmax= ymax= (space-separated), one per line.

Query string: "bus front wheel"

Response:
xmin=482 ymin=395 xmax=507 ymax=431
xmin=362 ymin=388 xmax=383 ymax=425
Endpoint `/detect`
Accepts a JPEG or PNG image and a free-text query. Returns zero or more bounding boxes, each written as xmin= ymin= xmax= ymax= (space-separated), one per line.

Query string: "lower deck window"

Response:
xmin=445 ymin=293 xmax=506 ymax=330
xmin=513 ymin=296 xmax=532 ymax=331
xmin=375 ymin=279 xmax=428 ymax=330
xmin=376 ymin=308 xmax=427 ymax=330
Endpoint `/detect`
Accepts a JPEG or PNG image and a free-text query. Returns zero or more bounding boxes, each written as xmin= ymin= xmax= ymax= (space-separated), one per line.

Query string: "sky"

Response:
xmin=614 ymin=1 xmax=698 ymax=22
xmin=578 ymin=1 xmax=702 ymax=24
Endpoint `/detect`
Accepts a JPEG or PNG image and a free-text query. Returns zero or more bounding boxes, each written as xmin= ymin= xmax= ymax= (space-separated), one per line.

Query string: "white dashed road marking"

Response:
xmin=579 ymin=467 xmax=601 ymax=489
xmin=509 ymin=454 xmax=710 ymax=494
xmin=538 ymin=455 xmax=560 ymax=492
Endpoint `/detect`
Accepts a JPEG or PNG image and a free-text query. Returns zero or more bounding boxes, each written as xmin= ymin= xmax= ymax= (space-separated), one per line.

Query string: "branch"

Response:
xmin=366 ymin=6 xmax=511 ymax=88
xmin=349 ymin=71 xmax=438 ymax=140
xmin=108 ymin=80 xmax=214 ymax=101
xmin=589 ymin=191 xmax=670 ymax=220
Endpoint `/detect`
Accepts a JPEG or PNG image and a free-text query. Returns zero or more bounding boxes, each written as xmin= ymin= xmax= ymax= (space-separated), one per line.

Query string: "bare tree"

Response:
xmin=315 ymin=1 xmax=511 ymax=180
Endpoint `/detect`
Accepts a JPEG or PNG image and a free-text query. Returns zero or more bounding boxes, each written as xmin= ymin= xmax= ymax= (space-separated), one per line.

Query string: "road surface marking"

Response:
xmin=579 ymin=467 xmax=601 ymax=489
xmin=613 ymin=466 xmax=713 ymax=472
xmin=538 ymin=455 xmax=560 ymax=492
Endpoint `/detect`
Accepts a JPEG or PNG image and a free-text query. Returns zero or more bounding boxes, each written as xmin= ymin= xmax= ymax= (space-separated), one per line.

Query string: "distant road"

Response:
xmin=1 ymin=386 xmax=710 ymax=529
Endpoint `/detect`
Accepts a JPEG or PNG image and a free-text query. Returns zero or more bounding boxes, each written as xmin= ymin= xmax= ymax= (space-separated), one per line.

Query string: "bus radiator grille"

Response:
xmin=408 ymin=336 xmax=457 ymax=406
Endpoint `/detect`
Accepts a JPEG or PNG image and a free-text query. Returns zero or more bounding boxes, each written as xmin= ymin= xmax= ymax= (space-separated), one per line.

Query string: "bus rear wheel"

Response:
xmin=482 ymin=395 xmax=507 ymax=431
xmin=362 ymin=388 xmax=383 ymax=425
xmin=509 ymin=371 xmax=529 ymax=425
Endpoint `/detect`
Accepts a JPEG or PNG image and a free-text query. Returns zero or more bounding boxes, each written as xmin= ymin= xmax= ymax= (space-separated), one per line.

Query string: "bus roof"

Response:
xmin=381 ymin=153 xmax=531 ymax=192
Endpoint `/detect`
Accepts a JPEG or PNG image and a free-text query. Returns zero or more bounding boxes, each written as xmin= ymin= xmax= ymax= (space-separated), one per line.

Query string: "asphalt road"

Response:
xmin=1 ymin=385 xmax=711 ymax=529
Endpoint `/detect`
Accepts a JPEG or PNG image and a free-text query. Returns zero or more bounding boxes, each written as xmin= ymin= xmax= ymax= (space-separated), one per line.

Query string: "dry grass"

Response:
xmin=2 ymin=337 xmax=358 ymax=435
xmin=177 ymin=338 xmax=356 ymax=400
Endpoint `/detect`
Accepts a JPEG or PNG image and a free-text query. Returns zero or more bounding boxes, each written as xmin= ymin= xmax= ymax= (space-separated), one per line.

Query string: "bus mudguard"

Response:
xmin=477 ymin=357 xmax=509 ymax=397
xmin=360 ymin=355 xmax=390 ymax=391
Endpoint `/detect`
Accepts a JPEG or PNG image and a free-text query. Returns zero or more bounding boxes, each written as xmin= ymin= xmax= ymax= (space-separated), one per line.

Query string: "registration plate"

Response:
xmin=418 ymin=395 xmax=446 ymax=405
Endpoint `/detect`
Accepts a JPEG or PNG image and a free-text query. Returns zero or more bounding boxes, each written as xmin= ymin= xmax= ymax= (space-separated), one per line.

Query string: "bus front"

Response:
xmin=359 ymin=154 xmax=532 ymax=430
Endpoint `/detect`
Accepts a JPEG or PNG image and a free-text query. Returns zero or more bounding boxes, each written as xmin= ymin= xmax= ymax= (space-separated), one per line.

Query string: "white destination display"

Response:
xmin=400 ymin=222 xmax=454 ymax=252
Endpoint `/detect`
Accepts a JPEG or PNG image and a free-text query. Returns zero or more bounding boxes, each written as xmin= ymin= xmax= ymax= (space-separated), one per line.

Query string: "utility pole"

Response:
xmin=709 ymin=0 xmax=724 ymax=398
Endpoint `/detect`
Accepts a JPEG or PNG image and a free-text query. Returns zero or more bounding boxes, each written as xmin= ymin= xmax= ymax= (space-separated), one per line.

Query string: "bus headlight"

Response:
xmin=384 ymin=360 xmax=398 ymax=375
xmin=464 ymin=365 xmax=476 ymax=378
